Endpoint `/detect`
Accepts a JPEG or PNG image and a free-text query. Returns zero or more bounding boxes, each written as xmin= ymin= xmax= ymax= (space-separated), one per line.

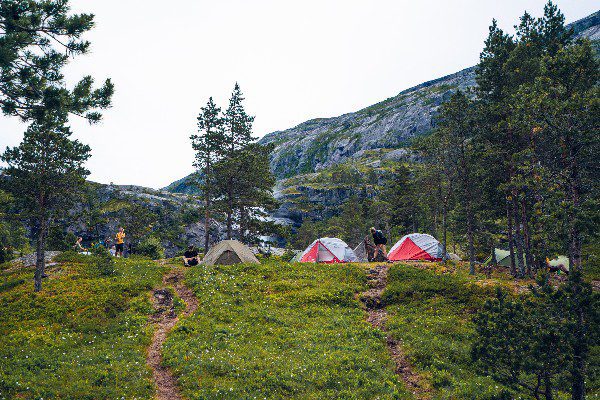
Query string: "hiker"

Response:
xmin=109 ymin=245 xmax=116 ymax=257
xmin=370 ymin=227 xmax=388 ymax=258
xmin=183 ymin=245 xmax=200 ymax=266
xmin=115 ymin=227 xmax=126 ymax=258
xmin=73 ymin=237 xmax=86 ymax=252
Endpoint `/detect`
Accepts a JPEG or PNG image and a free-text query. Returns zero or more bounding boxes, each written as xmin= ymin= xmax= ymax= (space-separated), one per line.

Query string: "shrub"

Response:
xmin=136 ymin=236 xmax=165 ymax=259
xmin=46 ymin=226 xmax=77 ymax=251
xmin=90 ymin=246 xmax=117 ymax=277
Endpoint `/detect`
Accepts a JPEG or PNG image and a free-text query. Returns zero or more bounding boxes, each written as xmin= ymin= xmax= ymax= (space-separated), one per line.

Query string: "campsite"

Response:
xmin=1 ymin=1 xmax=599 ymax=399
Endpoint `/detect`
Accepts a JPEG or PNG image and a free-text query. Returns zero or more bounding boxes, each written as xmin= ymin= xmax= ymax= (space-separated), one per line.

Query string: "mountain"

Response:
xmin=167 ymin=10 xmax=599 ymax=193
xmin=164 ymin=10 xmax=599 ymax=230
xmin=259 ymin=67 xmax=475 ymax=179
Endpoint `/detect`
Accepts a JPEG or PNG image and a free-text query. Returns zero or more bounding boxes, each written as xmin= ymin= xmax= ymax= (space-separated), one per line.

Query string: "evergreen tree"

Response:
xmin=191 ymin=97 xmax=224 ymax=251
xmin=220 ymin=83 xmax=256 ymax=238
xmin=2 ymin=114 xmax=92 ymax=291
xmin=0 ymin=0 xmax=114 ymax=122
xmin=432 ymin=91 xmax=479 ymax=273
xmin=0 ymin=1 xmax=113 ymax=291
xmin=472 ymin=273 xmax=599 ymax=400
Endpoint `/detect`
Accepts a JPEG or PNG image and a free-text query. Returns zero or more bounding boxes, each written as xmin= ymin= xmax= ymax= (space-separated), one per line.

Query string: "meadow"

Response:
xmin=0 ymin=253 xmax=165 ymax=400
xmin=163 ymin=260 xmax=410 ymax=399
xmin=0 ymin=254 xmax=597 ymax=399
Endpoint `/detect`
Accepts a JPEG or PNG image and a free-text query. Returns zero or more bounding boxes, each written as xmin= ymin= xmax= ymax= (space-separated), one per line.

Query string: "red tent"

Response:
xmin=296 ymin=238 xmax=358 ymax=263
xmin=387 ymin=233 xmax=444 ymax=261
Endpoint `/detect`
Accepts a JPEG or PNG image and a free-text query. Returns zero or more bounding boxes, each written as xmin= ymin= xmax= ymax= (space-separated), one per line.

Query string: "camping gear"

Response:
xmin=548 ymin=255 xmax=569 ymax=272
xmin=354 ymin=240 xmax=369 ymax=262
xmin=202 ymin=240 xmax=260 ymax=265
xmin=289 ymin=250 xmax=302 ymax=262
xmin=484 ymin=248 xmax=525 ymax=268
xmin=448 ymin=253 xmax=461 ymax=261
xmin=485 ymin=248 xmax=510 ymax=267
xmin=387 ymin=233 xmax=445 ymax=261
xmin=296 ymin=237 xmax=358 ymax=263
xmin=354 ymin=237 xmax=387 ymax=262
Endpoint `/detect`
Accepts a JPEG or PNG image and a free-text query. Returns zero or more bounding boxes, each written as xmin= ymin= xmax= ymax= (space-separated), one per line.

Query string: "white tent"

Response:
xmin=296 ymin=237 xmax=358 ymax=263
xmin=388 ymin=233 xmax=444 ymax=261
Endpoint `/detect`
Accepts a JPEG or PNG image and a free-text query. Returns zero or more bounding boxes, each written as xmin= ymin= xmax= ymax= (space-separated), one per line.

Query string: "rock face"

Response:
xmin=259 ymin=67 xmax=476 ymax=179
xmin=53 ymin=183 xmax=224 ymax=258
xmin=164 ymin=10 xmax=599 ymax=228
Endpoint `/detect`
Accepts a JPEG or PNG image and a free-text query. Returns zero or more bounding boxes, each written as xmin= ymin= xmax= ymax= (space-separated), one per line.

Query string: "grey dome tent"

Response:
xmin=202 ymin=240 xmax=260 ymax=265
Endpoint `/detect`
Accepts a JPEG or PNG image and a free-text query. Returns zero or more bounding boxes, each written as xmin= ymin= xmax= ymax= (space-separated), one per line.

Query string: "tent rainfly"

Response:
xmin=483 ymin=248 xmax=525 ymax=267
xmin=388 ymin=233 xmax=445 ymax=261
xmin=202 ymin=240 xmax=260 ymax=265
xmin=296 ymin=237 xmax=358 ymax=263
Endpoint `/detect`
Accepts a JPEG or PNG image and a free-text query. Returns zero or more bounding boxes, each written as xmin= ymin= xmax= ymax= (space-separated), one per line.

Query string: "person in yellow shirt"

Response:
xmin=115 ymin=227 xmax=126 ymax=257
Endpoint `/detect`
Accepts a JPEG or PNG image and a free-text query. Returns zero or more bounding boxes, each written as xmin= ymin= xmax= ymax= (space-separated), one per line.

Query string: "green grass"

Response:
xmin=0 ymin=253 xmax=165 ymax=400
xmin=383 ymin=265 xmax=508 ymax=399
xmin=163 ymin=261 xmax=411 ymax=399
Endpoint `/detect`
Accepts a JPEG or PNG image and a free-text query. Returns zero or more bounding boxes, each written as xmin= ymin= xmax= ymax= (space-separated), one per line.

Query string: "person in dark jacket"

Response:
xmin=370 ymin=227 xmax=388 ymax=257
xmin=183 ymin=245 xmax=200 ymax=266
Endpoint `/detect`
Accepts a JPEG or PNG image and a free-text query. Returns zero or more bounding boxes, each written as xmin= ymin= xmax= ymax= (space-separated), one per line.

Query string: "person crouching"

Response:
xmin=183 ymin=245 xmax=200 ymax=266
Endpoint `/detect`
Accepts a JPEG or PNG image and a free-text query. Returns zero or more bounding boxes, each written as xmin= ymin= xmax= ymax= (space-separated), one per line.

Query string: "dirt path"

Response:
xmin=360 ymin=264 xmax=431 ymax=399
xmin=147 ymin=268 xmax=198 ymax=400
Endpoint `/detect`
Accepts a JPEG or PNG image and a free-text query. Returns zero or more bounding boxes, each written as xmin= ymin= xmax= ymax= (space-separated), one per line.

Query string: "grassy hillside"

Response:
xmin=0 ymin=254 xmax=597 ymax=399
xmin=162 ymin=260 xmax=409 ymax=399
xmin=0 ymin=253 xmax=165 ymax=399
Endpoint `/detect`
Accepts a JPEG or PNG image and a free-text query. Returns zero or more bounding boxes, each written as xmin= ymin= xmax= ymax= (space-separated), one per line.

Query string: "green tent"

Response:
xmin=484 ymin=248 xmax=525 ymax=267
xmin=548 ymin=255 xmax=570 ymax=271
xmin=485 ymin=248 xmax=569 ymax=272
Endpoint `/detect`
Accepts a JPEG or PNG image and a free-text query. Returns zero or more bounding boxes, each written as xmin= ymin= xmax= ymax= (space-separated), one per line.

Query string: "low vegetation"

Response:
xmin=383 ymin=264 xmax=511 ymax=399
xmin=383 ymin=263 xmax=599 ymax=399
xmin=0 ymin=253 xmax=164 ymax=399
xmin=162 ymin=260 xmax=410 ymax=399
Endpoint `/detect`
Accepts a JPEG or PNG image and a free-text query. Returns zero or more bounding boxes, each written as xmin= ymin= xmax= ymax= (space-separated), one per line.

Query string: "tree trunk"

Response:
xmin=34 ymin=216 xmax=47 ymax=292
xmin=544 ymin=372 xmax=554 ymax=400
xmin=568 ymin=169 xmax=582 ymax=272
xmin=239 ymin=206 xmax=246 ymax=243
xmin=204 ymin=197 xmax=211 ymax=252
xmin=512 ymin=193 xmax=526 ymax=277
xmin=520 ymin=198 xmax=534 ymax=276
xmin=204 ymin=162 xmax=212 ymax=252
xmin=467 ymin=213 xmax=475 ymax=274
xmin=506 ymin=200 xmax=517 ymax=276
xmin=442 ymin=195 xmax=448 ymax=262
xmin=226 ymin=182 xmax=233 ymax=240
xmin=570 ymin=273 xmax=586 ymax=400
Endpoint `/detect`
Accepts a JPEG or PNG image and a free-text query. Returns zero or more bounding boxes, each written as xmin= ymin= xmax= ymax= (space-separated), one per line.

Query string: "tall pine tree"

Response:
xmin=191 ymin=97 xmax=224 ymax=251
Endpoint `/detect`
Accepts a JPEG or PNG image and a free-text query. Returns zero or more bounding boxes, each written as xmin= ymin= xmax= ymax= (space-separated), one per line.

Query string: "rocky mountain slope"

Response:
xmin=167 ymin=10 xmax=598 ymax=192
xmin=260 ymin=67 xmax=475 ymax=179
xmin=162 ymin=11 xmax=600 ymax=230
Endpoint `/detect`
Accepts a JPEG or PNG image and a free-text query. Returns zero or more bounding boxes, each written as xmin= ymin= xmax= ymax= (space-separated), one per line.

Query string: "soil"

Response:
xmin=360 ymin=264 xmax=431 ymax=399
xmin=147 ymin=268 xmax=198 ymax=400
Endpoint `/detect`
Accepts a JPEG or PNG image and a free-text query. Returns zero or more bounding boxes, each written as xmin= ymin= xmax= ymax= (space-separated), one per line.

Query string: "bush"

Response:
xmin=46 ymin=226 xmax=77 ymax=251
xmin=90 ymin=246 xmax=117 ymax=277
xmin=136 ymin=236 xmax=164 ymax=259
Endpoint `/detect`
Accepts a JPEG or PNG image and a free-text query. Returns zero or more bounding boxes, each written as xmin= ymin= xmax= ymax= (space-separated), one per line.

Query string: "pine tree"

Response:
xmin=0 ymin=0 xmax=114 ymax=122
xmin=0 ymin=1 xmax=113 ymax=291
xmin=220 ymin=83 xmax=255 ymax=238
xmin=2 ymin=113 xmax=92 ymax=291
xmin=191 ymin=97 xmax=225 ymax=251
xmin=433 ymin=91 xmax=479 ymax=273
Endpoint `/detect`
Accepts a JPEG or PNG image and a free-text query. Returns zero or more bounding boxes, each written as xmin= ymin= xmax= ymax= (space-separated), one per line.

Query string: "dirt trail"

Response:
xmin=360 ymin=264 xmax=431 ymax=399
xmin=147 ymin=268 xmax=198 ymax=400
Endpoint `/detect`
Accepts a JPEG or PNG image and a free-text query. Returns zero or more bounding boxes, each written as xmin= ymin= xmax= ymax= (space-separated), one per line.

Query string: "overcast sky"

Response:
xmin=1 ymin=1 xmax=597 ymax=188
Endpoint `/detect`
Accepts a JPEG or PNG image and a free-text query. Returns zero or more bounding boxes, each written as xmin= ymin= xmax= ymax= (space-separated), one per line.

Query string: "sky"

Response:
xmin=1 ymin=1 xmax=598 ymax=189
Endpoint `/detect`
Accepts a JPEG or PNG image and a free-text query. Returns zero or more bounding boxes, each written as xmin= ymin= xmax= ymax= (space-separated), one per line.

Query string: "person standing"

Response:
xmin=370 ymin=227 xmax=388 ymax=258
xmin=115 ymin=227 xmax=126 ymax=258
